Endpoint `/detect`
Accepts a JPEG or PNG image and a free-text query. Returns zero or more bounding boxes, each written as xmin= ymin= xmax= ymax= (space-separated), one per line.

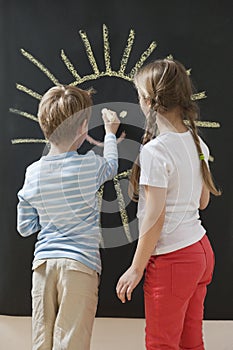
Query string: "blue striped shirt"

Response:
xmin=17 ymin=133 xmax=118 ymax=274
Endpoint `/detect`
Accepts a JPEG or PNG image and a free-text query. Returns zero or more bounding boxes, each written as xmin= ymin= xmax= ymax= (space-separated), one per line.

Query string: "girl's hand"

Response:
xmin=116 ymin=266 xmax=144 ymax=303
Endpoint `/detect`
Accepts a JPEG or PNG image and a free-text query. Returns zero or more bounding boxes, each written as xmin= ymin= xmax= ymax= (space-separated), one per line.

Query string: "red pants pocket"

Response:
xmin=171 ymin=262 xmax=203 ymax=300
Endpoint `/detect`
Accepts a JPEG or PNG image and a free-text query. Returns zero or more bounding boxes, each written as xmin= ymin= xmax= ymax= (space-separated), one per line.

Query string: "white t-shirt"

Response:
xmin=137 ymin=129 xmax=210 ymax=255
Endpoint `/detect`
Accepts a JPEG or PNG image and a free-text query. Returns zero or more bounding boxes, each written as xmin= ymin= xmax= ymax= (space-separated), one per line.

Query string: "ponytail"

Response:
xmin=128 ymin=107 xmax=157 ymax=202
xmin=186 ymin=114 xmax=221 ymax=196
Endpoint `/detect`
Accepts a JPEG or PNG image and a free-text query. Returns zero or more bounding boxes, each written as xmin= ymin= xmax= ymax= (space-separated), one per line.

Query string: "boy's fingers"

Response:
xmin=101 ymin=113 xmax=109 ymax=124
xmin=101 ymin=108 xmax=119 ymax=123
xmin=111 ymin=112 xmax=118 ymax=120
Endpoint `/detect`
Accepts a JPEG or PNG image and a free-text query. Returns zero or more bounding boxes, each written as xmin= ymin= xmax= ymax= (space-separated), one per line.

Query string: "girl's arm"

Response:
xmin=116 ymin=186 xmax=166 ymax=303
xmin=199 ymin=184 xmax=210 ymax=210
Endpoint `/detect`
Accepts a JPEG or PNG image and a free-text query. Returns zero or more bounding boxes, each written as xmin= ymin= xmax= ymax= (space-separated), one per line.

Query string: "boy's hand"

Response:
xmin=101 ymin=108 xmax=120 ymax=135
xmin=116 ymin=266 xmax=143 ymax=303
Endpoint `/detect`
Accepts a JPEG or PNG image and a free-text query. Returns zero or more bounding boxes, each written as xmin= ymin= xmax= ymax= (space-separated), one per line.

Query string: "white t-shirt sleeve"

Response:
xmin=139 ymin=143 xmax=171 ymax=188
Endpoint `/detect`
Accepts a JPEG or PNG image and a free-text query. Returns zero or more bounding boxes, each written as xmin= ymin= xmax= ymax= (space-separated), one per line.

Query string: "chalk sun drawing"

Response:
xmin=10 ymin=24 xmax=220 ymax=245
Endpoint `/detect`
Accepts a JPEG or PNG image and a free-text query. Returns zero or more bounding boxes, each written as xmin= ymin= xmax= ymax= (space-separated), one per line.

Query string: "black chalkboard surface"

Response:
xmin=0 ymin=0 xmax=232 ymax=318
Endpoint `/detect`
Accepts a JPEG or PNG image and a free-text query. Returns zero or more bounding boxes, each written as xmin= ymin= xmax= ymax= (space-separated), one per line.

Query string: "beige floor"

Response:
xmin=0 ymin=316 xmax=232 ymax=349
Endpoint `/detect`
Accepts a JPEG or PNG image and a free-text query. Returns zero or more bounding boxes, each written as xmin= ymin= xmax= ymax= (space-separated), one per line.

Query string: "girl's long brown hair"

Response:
xmin=129 ymin=59 xmax=221 ymax=201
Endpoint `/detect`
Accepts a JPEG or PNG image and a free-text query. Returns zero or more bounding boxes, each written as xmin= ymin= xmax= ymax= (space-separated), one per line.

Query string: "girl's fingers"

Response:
xmin=126 ymin=286 xmax=133 ymax=301
xmin=116 ymin=279 xmax=123 ymax=295
xmin=117 ymin=282 xmax=129 ymax=303
xmin=117 ymin=283 xmax=135 ymax=303
xmin=118 ymin=286 xmax=127 ymax=303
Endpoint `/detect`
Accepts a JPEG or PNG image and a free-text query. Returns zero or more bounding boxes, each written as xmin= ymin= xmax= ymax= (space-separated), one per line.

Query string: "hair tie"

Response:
xmin=199 ymin=153 xmax=205 ymax=161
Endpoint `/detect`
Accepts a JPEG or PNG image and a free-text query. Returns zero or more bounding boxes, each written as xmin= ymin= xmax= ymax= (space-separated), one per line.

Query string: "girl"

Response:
xmin=116 ymin=59 xmax=221 ymax=350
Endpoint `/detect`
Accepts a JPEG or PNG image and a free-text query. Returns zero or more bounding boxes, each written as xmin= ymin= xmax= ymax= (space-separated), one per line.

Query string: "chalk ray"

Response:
xmin=9 ymin=108 xmax=38 ymax=122
xmin=79 ymin=30 xmax=100 ymax=75
xmin=21 ymin=48 xmax=60 ymax=85
xmin=129 ymin=41 xmax=157 ymax=78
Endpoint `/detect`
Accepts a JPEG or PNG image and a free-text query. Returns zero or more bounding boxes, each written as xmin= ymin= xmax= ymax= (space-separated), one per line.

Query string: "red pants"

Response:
xmin=144 ymin=234 xmax=215 ymax=350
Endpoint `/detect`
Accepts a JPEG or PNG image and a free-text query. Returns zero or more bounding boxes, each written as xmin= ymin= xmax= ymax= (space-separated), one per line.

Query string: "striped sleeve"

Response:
xmin=17 ymin=173 xmax=41 ymax=237
xmin=96 ymin=132 xmax=118 ymax=188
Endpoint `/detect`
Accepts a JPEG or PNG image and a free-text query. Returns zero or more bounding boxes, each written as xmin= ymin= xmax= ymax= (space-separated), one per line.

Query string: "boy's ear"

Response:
xmin=81 ymin=119 xmax=88 ymax=133
xmin=81 ymin=119 xmax=88 ymax=129
xmin=77 ymin=119 xmax=88 ymax=138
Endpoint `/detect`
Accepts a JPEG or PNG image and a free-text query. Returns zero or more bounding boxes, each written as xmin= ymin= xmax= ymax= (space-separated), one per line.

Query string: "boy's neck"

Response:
xmin=47 ymin=143 xmax=77 ymax=156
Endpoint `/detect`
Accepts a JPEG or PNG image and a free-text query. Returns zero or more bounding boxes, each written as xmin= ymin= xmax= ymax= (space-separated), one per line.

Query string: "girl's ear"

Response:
xmin=146 ymin=98 xmax=151 ymax=107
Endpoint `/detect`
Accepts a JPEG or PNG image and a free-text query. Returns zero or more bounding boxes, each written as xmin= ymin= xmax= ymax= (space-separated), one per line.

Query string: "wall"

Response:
xmin=0 ymin=0 xmax=232 ymax=318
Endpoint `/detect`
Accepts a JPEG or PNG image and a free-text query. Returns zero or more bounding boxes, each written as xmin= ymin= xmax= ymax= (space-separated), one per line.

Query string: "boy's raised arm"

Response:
xmin=96 ymin=109 xmax=120 ymax=187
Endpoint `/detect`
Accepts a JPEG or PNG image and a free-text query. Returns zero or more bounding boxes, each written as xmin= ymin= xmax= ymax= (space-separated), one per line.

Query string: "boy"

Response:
xmin=17 ymin=85 xmax=120 ymax=350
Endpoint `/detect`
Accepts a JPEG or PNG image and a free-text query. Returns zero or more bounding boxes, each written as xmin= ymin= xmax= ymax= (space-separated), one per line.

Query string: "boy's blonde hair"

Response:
xmin=38 ymin=85 xmax=93 ymax=145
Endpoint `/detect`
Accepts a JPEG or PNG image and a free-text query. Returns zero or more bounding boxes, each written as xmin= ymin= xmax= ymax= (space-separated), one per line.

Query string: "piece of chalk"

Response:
xmin=101 ymin=108 xmax=115 ymax=122
xmin=119 ymin=110 xmax=127 ymax=118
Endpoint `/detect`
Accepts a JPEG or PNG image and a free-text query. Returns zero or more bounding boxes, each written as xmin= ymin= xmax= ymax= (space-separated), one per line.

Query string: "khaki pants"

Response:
xmin=32 ymin=258 xmax=99 ymax=350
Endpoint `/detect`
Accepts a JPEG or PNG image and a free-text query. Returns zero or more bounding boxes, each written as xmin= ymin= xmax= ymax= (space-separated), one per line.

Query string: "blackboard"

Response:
xmin=0 ymin=0 xmax=232 ymax=319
